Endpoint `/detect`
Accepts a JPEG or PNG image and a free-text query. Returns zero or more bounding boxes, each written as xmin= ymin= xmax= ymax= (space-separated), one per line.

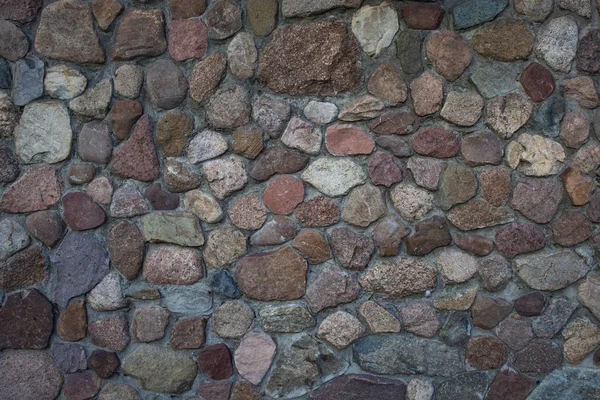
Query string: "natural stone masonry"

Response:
xmin=1 ymin=0 xmax=600 ymax=398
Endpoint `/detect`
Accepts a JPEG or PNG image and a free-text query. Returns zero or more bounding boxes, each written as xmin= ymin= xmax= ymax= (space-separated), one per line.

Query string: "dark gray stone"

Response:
xmin=210 ymin=270 xmax=241 ymax=298
xmin=453 ymin=0 xmax=508 ymax=29
xmin=353 ymin=334 xmax=463 ymax=377
xmin=49 ymin=231 xmax=110 ymax=308
xmin=310 ymin=374 xmax=407 ymax=400
xmin=0 ymin=144 xmax=20 ymax=183
xmin=12 ymin=56 xmax=44 ymax=106
xmin=51 ymin=342 xmax=87 ymax=373
xmin=528 ymin=367 xmax=600 ymax=400
xmin=145 ymin=59 xmax=187 ymax=110
xmin=0 ymin=58 xmax=11 ymax=89
xmin=440 ymin=312 xmax=471 ymax=346
xmin=435 ymin=372 xmax=488 ymax=400
xmin=533 ymin=96 xmax=564 ymax=137
xmin=532 ymin=296 xmax=577 ymax=338
xmin=469 ymin=61 xmax=521 ymax=98
xmin=396 ymin=31 xmax=424 ymax=76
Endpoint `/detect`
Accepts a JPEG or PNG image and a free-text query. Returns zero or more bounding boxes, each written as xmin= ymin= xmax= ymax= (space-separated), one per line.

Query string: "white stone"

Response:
xmin=436 ymin=248 xmax=478 ymax=284
xmin=506 ymin=133 xmax=566 ymax=176
xmin=69 ymin=78 xmax=113 ymax=119
xmin=0 ymin=219 xmax=30 ymax=260
xmin=44 ymin=65 xmax=87 ymax=100
xmin=535 ymin=16 xmax=579 ymax=72
xmin=390 ymin=183 xmax=434 ymax=220
xmin=304 ymin=101 xmax=338 ymax=124
xmin=351 ymin=2 xmax=399 ymax=57
xmin=183 ymin=189 xmax=223 ymax=224
xmin=317 ymin=310 xmax=365 ymax=349
xmin=557 ymin=0 xmax=592 ymax=18
xmin=87 ymin=272 xmax=125 ymax=311
xmin=14 ymin=101 xmax=72 ymax=164
xmin=187 ymin=130 xmax=228 ymax=164
xmin=407 ymin=379 xmax=434 ymax=400
xmin=281 ymin=117 xmax=322 ymax=155
xmin=301 ymin=157 xmax=366 ymax=197
xmin=114 ymin=64 xmax=143 ymax=99
xmin=227 ymin=32 xmax=257 ymax=80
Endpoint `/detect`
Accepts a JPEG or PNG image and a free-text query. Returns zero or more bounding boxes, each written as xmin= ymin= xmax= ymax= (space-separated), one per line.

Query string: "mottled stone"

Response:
xmin=189 ymin=53 xmax=226 ymax=104
xmin=470 ymin=60 xmax=522 ymax=99
xmin=155 ymin=112 xmax=193 ymax=157
xmin=110 ymin=115 xmax=160 ymax=181
xmin=232 ymin=125 xmax=263 ymax=159
xmin=465 ymin=336 xmax=507 ymax=370
xmin=325 ymin=124 xmax=374 ymax=155
xmin=454 ymin=233 xmax=493 ymax=256
xmin=561 ymin=110 xmax=590 ymax=148
xmin=406 ymin=379 xmax=434 ymax=400
xmin=110 ymin=182 xmax=151 ymax=218
xmin=472 ymin=19 xmax=533 ymax=61
xmin=372 ymin=215 xmax=410 ymax=257
xmin=228 ymin=193 xmax=266 ymax=230
xmin=62 ymin=192 xmax=105 ymax=231
xmin=406 ymin=216 xmax=452 ymax=256
xmin=0 ymin=245 xmax=47 ymax=292
xmin=460 ymin=131 xmax=503 ymax=167
xmin=89 ymin=315 xmax=130 ymax=351
xmin=187 ymin=130 xmax=228 ymax=164
xmin=146 ymin=60 xmax=187 ymax=110
xmin=44 ymin=65 xmax=86 ymax=100
xmin=425 ymin=31 xmax=471 ymax=81
xmin=143 ymin=246 xmax=202 ymax=285
xmin=0 ymin=351 xmax=62 ymax=400
xmin=183 ymin=190 xmax=222 ymax=224
xmin=203 ymin=157 xmax=248 ymax=199
xmin=341 ymin=184 xmax=386 ymax=227
xmin=111 ymin=9 xmax=167 ymax=60
xmin=369 ymin=111 xmax=420 ymax=135
xmin=292 ymin=229 xmax=331 ymax=263
xmin=520 ymin=62 xmax=555 ymax=103
xmin=114 ymin=64 xmax=142 ymax=99
xmin=410 ymin=72 xmax=443 ymax=116
xmin=131 ymin=305 xmax=170 ymax=342
xmin=281 ymin=118 xmax=321 ymax=155
xmin=247 ymin=0 xmax=277 ymax=36
xmin=411 ymin=126 xmax=460 ymax=158
xmin=203 ymin=227 xmax=246 ymax=268
xmin=513 ymin=340 xmax=563 ymax=372
xmin=213 ymin=300 xmax=253 ymax=339
xmin=91 ymin=0 xmax=122 ymax=30
xmin=69 ymin=78 xmax=112 ymax=119
xmin=563 ymin=76 xmax=600 ymax=109
xmin=487 ymin=92 xmax=533 ymax=139
xmin=108 ymin=221 xmax=144 ymax=281
xmin=438 ymin=162 xmax=477 ymax=210
xmin=168 ymin=18 xmax=208 ymax=61
xmin=12 ymin=56 xmax=44 ymax=106
xmin=577 ymin=274 xmax=600 ymax=320
xmin=204 ymin=0 xmax=242 ymax=39
xmin=480 ymin=169 xmax=511 ymax=206
xmin=329 ymin=227 xmax=374 ymax=271
xmin=514 ymin=0 xmax=552 ymax=21
xmin=495 ymin=222 xmax=546 ymax=259
xmin=437 ymin=248 xmax=478 ymax=284
xmin=400 ymin=302 xmax=440 ymax=338
xmin=471 ymin=295 xmax=512 ymax=329
xmin=486 ymin=368 xmax=532 ymax=400
xmin=406 ymin=157 xmax=442 ymax=190
xmin=206 ymin=86 xmax=250 ymax=129
xmin=562 ymin=317 xmax=600 ymax=364
xmin=57 ymin=301 xmax=87 ymax=342
xmin=533 ymin=296 xmax=577 ymax=338
xmin=507 ymin=133 xmax=566 ymax=176
xmin=0 ymin=289 xmax=53 ymax=349
xmin=367 ymin=62 xmax=407 ymax=105
xmin=572 ymin=144 xmax=600 ymax=173
xmin=453 ymin=0 xmax=508 ymax=29
xmin=260 ymin=304 xmax=314 ymax=333
xmin=441 ymin=91 xmax=484 ymax=127
xmin=434 ymin=286 xmax=478 ymax=311
xmin=391 ymin=183 xmax=434 ymax=221
xmin=211 ymin=270 xmax=241 ymax=299
xmin=237 ymin=247 xmax=307 ymax=300
xmin=63 ymin=371 xmax=101 ymax=400
xmin=307 ymin=266 xmax=359 ymax=313
xmin=252 ymin=96 xmax=290 ymax=138
xmin=250 ymin=216 xmax=296 ymax=246
xmin=78 ymin=121 xmax=112 ymax=164
xmin=551 ymin=211 xmax=590 ymax=247
xmin=510 ymin=180 xmax=563 ymax=223
xmin=263 ymin=176 xmax=304 ymax=215
xmin=87 ymin=272 xmax=124 ymax=311
xmin=478 ymin=256 xmax=511 ymax=292
xmin=515 ymin=250 xmax=588 ymax=291
xmin=318 ymin=311 xmax=365 ymax=349
xmin=535 ymin=16 xmax=578 ymax=72
xmin=258 ymin=21 xmax=360 ymax=95
xmin=88 ymin=350 xmax=119 ymax=378
xmin=301 ymin=157 xmax=366 ymax=197
xmin=360 ymin=258 xmax=436 ymax=298
xmin=447 ymin=199 xmax=514 ymax=230
xmin=577 ymin=29 xmax=600 ymax=73
xmin=227 ymin=32 xmax=257 ymax=79
xmin=440 ymin=313 xmax=471 ymax=346
xmin=514 ymin=292 xmax=545 ymax=317
xmin=145 ymin=183 xmax=179 ymax=211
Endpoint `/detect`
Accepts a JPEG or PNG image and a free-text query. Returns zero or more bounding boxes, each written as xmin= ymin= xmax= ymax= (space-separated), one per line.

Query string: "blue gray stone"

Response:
xmin=353 ymin=334 xmax=463 ymax=377
xmin=49 ymin=231 xmax=110 ymax=308
xmin=162 ymin=283 xmax=213 ymax=314
xmin=453 ymin=0 xmax=508 ymax=30
xmin=12 ymin=56 xmax=44 ymax=106
xmin=435 ymin=372 xmax=488 ymax=400
xmin=528 ymin=368 xmax=600 ymax=400
xmin=210 ymin=270 xmax=241 ymax=298
xmin=440 ymin=312 xmax=471 ymax=346
xmin=51 ymin=342 xmax=87 ymax=373
xmin=534 ymin=96 xmax=565 ymax=137
xmin=469 ymin=61 xmax=521 ymax=98
xmin=0 ymin=58 xmax=11 ymax=89
xmin=532 ymin=296 xmax=577 ymax=338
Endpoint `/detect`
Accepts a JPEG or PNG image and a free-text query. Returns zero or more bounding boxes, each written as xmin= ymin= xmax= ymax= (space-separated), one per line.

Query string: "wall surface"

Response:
xmin=1 ymin=0 xmax=600 ymax=399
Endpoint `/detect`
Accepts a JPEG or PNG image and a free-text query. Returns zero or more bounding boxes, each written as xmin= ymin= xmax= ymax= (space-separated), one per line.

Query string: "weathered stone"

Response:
xmin=486 ymin=368 xmax=532 ymax=400
xmin=228 ymin=193 xmax=267 ymax=230
xmin=301 ymin=157 xmax=366 ymax=197
xmin=312 ymin=374 xmax=407 ymax=400
xmin=438 ymin=162 xmax=477 ymax=210
xmin=213 ymin=300 xmax=253 ymax=339
xmin=401 ymin=4 xmax=444 ymax=30
xmin=329 ymin=227 xmax=374 ymax=271
xmin=577 ymin=29 xmax=600 ymax=73
xmin=160 ymin=160 xmax=199 ymax=196
xmin=123 ymin=345 xmax=197 ymax=394
xmin=183 ymin=190 xmax=223 ymax=223
xmin=520 ymin=62 xmax=555 ymax=103
xmin=369 ymin=111 xmax=420 ymax=135
xmin=0 ymin=219 xmax=28 ymax=261
xmin=551 ymin=211 xmax=590 ymax=247
xmin=281 ymin=118 xmax=322 ymax=155
xmin=563 ymin=76 xmax=600 ymax=108
xmin=0 ymin=351 xmax=62 ymax=400
xmin=406 ymin=157 xmax=442 ymax=190
xmin=206 ymin=86 xmax=250 ymax=129
xmin=88 ymin=350 xmax=119 ymax=378
xmin=577 ymin=274 xmax=600 ymax=320
xmin=514 ymin=0 xmax=552 ymax=21
xmin=111 ymin=9 xmax=167 ymax=60
xmin=495 ymin=222 xmax=546 ymax=259
xmin=410 ymin=72 xmax=443 ymax=116
xmin=367 ymin=62 xmax=407 ymax=105
xmin=146 ymin=60 xmax=187 ymax=110
xmin=63 ymin=371 xmax=101 ymax=400
xmin=247 ymin=0 xmax=277 ymax=36
xmin=189 ymin=52 xmax=226 ymax=103
xmin=258 ymin=21 xmax=360 ymax=95
xmin=87 ymin=272 xmax=124 ymax=311
xmin=69 ymin=78 xmax=112 ymax=119
xmin=98 ymin=383 xmax=141 ymax=400
xmin=562 ymin=317 xmax=600 ymax=364
xmin=434 ymin=286 xmax=478 ymax=311
xmin=513 ymin=340 xmax=563 ymax=372
xmin=0 ymin=245 xmax=46 ymax=291
xmin=114 ymin=64 xmax=142 ymax=99
xmin=204 ymin=0 xmax=242 ymax=39
xmin=470 ymin=60 xmax=522 ymax=99
xmin=572 ymin=143 xmax=600 ymax=173
xmin=141 ymin=212 xmax=204 ymax=247
xmin=250 ymin=216 xmax=296 ymax=246
xmin=479 ymin=169 xmax=511 ymax=207
xmin=514 ymin=292 xmax=545 ymax=317
xmin=406 ymin=379 xmax=434 ymax=400
xmin=57 ymin=300 xmax=87 ymax=342
xmin=168 ymin=18 xmax=207 ymax=61
xmin=400 ymin=302 xmax=440 ymax=338
xmin=91 ymin=0 xmax=122 ymax=30
xmin=0 ymin=92 xmax=17 ymax=137
xmin=227 ymin=32 xmax=257 ymax=79
xmin=454 ymin=233 xmax=493 ymax=256
xmin=338 ymin=95 xmax=385 ymax=121
xmin=411 ymin=126 xmax=460 ymax=158
xmin=211 ymin=270 xmax=241 ymax=299
xmin=360 ymin=258 xmax=436 ymax=298
xmin=292 ymin=229 xmax=331 ymax=263
xmin=391 ymin=183 xmax=433 ymax=220
xmin=50 ymin=343 xmax=86 ymax=374
xmin=351 ymin=3 xmax=398 ymax=57
xmin=144 ymin=183 xmax=179 ymax=211
xmin=535 ymin=16 xmax=578 ymax=72
xmin=460 ymin=131 xmax=503 ymax=167
xmin=465 ymin=336 xmax=507 ymax=370
xmin=341 ymin=184 xmax=386 ymax=227
xmin=234 ymin=332 xmax=276 ymax=384
xmin=515 ymin=250 xmax=588 ymax=291
xmin=170 ymin=316 xmax=206 ymax=349
xmin=471 ymin=295 xmax=512 ymax=329
xmin=533 ymin=296 xmax=577 ymax=338
xmin=354 ymin=334 xmax=463 ymax=377
xmin=12 ymin=56 xmax=44 ymax=106
xmin=89 ymin=315 xmax=130 ymax=351
xmin=440 ymin=313 xmax=471 ymax=346
xmin=396 ymin=30 xmax=424 ymax=75
xmin=435 ymin=372 xmax=489 ymax=399
xmin=35 ymin=1 xmax=104 ymax=63
xmin=78 ymin=122 xmax=112 ymax=167
xmin=359 ymin=301 xmax=400 ymax=333
xmin=478 ymin=256 xmax=511 ymax=292
xmin=0 ymin=0 xmax=41 ymax=23
xmin=237 ymin=247 xmax=307 ymax=301
xmin=507 ymin=133 xmax=566 ymax=176
xmin=560 ymin=110 xmax=590 ymax=149
xmin=453 ymin=0 xmax=508 ymax=29
xmin=131 ymin=305 xmax=170 ymax=342
xmin=155 ymin=112 xmax=192 ymax=157
xmin=294 ymin=196 xmax=340 ymax=227
xmin=252 ymin=96 xmax=290 ymax=138
xmin=425 ymin=30 xmax=472 ymax=81
xmin=473 ymin=19 xmax=533 ymax=61
xmin=203 ymin=227 xmax=246 ymax=268
xmin=43 ymin=65 xmax=85 ymax=101
xmin=372 ymin=215 xmax=410 ymax=257
xmin=529 ymin=367 xmax=600 ymax=399
xmin=143 ymin=246 xmax=202 ymax=285
xmin=263 ymin=175 xmax=304 ymax=215
xmin=307 ymin=266 xmax=359 ymax=312
xmin=231 ymin=125 xmax=263 ymax=159
xmin=318 ymin=311 xmax=365 ymax=349
xmin=441 ymin=91 xmax=483 ymax=127
xmin=511 ymin=179 xmax=564 ymax=223
xmin=406 ymin=216 xmax=452 ymax=256
xmin=486 ymin=92 xmax=533 ymax=138
xmin=110 ymin=115 xmax=160 ymax=181
xmin=0 ymin=289 xmax=53 ymax=349
xmin=437 ymin=248 xmax=478 ymax=284
xmin=447 ymin=199 xmax=514 ymax=230
xmin=260 ymin=304 xmax=314 ymax=333
xmin=110 ymin=182 xmax=151 ymax=218
xmin=203 ymin=156 xmax=248 ymax=199
xmin=325 ymin=124 xmax=375 ymax=155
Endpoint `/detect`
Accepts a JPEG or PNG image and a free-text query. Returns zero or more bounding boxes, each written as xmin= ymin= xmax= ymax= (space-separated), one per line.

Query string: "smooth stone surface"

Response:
xmin=515 ymin=250 xmax=588 ymax=291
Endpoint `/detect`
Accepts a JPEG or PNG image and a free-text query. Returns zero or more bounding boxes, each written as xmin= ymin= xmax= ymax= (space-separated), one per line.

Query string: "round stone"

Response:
xmin=183 ymin=190 xmax=223 ymax=223
xmin=425 ymin=30 xmax=472 ymax=81
xmin=44 ymin=65 xmax=87 ymax=100
xmin=535 ymin=16 xmax=578 ymax=72
xmin=520 ymin=62 xmax=554 ymax=102
xmin=391 ymin=183 xmax=433 ymax=220
xmin=213 ymin=300 xmax=254 ymax=338
xmin=410 ymin=72 xmax=443 ymax=116
xmin=62 ymin=192 xmax=106 ymax=231
xmin=263 ymin=176 xmax=304 ymax=214
xmin=228 ymin=193 xmax=267 ymax=230
xmin=206 ymin=86 xmax=251 ymax=129
xmin=145 ymin=59 xmax=188 ymax=110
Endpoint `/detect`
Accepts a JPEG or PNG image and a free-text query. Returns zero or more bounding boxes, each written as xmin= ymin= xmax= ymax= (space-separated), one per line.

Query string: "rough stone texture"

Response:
xmin=465 ymin=336 xmax=507 ymax=370
xmin=111 ymin=9 xmax=167 ymax=60
xmin=391 ymin=183 xmax=434 ymax=221
xmin=0 ymin=289 xmax=53 ymax=349
xmin=511 ymin=179 xmax=564 ymax=223
xmin=406 ymin=216 xmax=451 ymax=256
xmin=426 ymin=30 xmax=471 ymax=81
xmin=506 ymin=133 xmax=565 ymax=176
xmin=0 ymin=351 xmax=63 ymax=400
xmin=441 ymin=91 xmax=483 ymax=127
xmin=533 ymin=296 xmax=578 ymax=338
xmin=400 ymin=302 xmax=440 ymax=338
xmin=577 ymin=274 xmax=600 ymax=320
xmin=410 ymin=72 xmax=443 ymax=116
xmin=143 ymin=246 xmax=203 ymax=285
xmin=360 ymin=258 xmax=436 ymax=298
xmin=146 ymin=59 xmax=188 ymax=110
xmin=473 ymin=19 xmax=533 ymax=61
xmin=204 ymin=227 xmax=246 ymax=268
xmin=302 ymin=157 xmax=366 ymax=197
xmin=260 ymin=304 xmax=315 ymax=333
xmin=307 ymin=266 xmax=359 ymax=312
xmin=318 ymin=311 xmax=365 ymax=349
xmin=515 ymin=250 xmax=588 ymax=291
xmin=234 ymin=332 xmax=276 ymax=384
xmin=437 ymin=248 xmax=478 ymax=284
xmin=513 ymin=340 xmax=563 ymax=373
xmin=535 ymin=16 xmax=578 ymax=72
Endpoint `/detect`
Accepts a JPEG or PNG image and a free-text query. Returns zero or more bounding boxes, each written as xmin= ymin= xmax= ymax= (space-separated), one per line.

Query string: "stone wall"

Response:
xmin=1 ymin=0 xmax=600 ymax=399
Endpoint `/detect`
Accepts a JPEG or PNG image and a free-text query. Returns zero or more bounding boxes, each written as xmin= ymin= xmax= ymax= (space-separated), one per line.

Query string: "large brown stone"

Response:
xmin=0 ymin=246 xmax=47 ymax=292
xmin=292 ymin=229 xmax=331 ymax=264
xmin=236 ymin=247 xmax=307 ymax=301
xmin=367 ymin=62 xmax=407 ymax=104
xmin=249 ymin=146 xmax=307 ymax=181
xmin=257 ymin=21 xmax=361 ymax=95
xmin=411 ymin=126 xmax=460 ymax=158
xmin=551 ymin=211 xmax=591 ymax=247
xmin=472 ymin=19 xmax=533 ymax=61
xmin=0 ymin=289 xmax=53 ymax=349
xmin=510 ymin=180 xmax=563 ymax=223
xmin=108 ymin=221 xmax=144 ymax=280
xmin=0 ymin=166 xmax=62 ymax=213
xmin=0 ymin=0 xmax=42 ymax=23
xmin=111 ymin=9 xmax=167 ymax=60
xmin=465 ymin=336 xmax=507 ymax=370
xmin=406 ymin=216 xmax=451 ymax=256
xmin=425 ymin=30 xmax=472 ymax=81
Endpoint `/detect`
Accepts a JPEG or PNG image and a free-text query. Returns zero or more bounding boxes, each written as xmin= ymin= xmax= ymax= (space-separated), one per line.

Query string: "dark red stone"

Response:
xmin=520 ymin=62 xmax=554 ymax=103
xmin=514 ymin=292 xmax=545 ymax=317
xmin=196 ymin=380 xmax=232 ymax=400
xmin=406 ymin=216 xmax=451 ymax=256
xmin=411 ymin=126 xmax=460 ymax=158
xmin=294 ymin=196 xmax=340 ymax=227
xmin=0 ymin=289 xmax=53 ymax=349
xmin=471 ymin=295 xmax=513 ymax=329
xmin=63 ymin=371 xmax=102 ymax=400
xmin=401 ymin=4 xmax=445 ymax=30
xmin=460 ymin=131 xmax=503 ymax=167
xmin=310 ymin=374 xmax=407 ymax=400
xmin=0 ymin=245 xmax=47 ymax=292
xmin=249 ymin=146 xmax=308 ymax=181
xmin=88 ymin=350 xmax=120 ymax=378
xmin=368 ymin=152 xmax=403 ymax=187
xmin=513 ymin=340 xmax=562 ymax=373
xmin=63 ymin=192 xmax=106 ymax=231
xmin=495 ymin=222 xmax=546 ymax=259
xmin=145 ymin=182 xmax=180 ymax=210
xmin=329 ymin=227 xmax=374 ymax=271
xmin=454 ymin=233 xmax=494 ymax=256
xmin=368 ymin=111 xmax=420 ymax=135
xmin=486 ymin=368 xmax=533 ymax=400
xmin=197 ymin=343 xmax=233 ymax=380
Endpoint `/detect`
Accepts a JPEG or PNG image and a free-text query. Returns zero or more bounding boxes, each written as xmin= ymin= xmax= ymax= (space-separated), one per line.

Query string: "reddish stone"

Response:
xmin=0 ymin=166 xmax=62 ymax=213
xmin=171 ymin=316 xmax=206 ymax=349
xmin=514 ymin=292 xmax=545 ymax=317
xmin=88 ymin=350 xmax=119 ymax=378
xmin=411 ymin=126 xmax=460 ymax=158
xmin=145 ymin=183 xmax=179 ymax=211
xmin=228 ymin=193 xmax=267 ymax=230
xmin=465 ymin=336 xmax=507 ymax=370
xmin=577 ymin=29 xmax=600 ymax=73
xmin=520 ymin=63 xmax=555 ymax=102
xmin=143 ymin=246 xmax=203 ymax=285
xmin=588 ymin=192 xmax=600 ymax=222
xmin=236 ymin=247 xmax=307 ymax=301
xmin=401 ymin=4 xmax=444 ymax=30
xmin=110 ymin=100 xmax=142 ymax=140
xmin=425 ymin=30 xmax=472 ymax=81
xmin=406 ymin=216 xmax=451 ymax=256
xmin=460 ymin=131 xmax=503 ymax=167
xmin=410 ymin=72 xmax=444 ymax=115
xmin=372 ymin=215 xmax=411 ymax=257
xmin=368 ymin=152 xmax=403 ymax=187
xmin=472 ymin=295 xmax=512 ymax=329
xmin=250 ymin=216 xmax=297 ymax=246
xmin=454 ymin=233 xmax=494 ymax=256
xmin=510 ymin=180 xmax=563 ymax=224
xmin=197 ymin=344 xmax=232 ymax=380
xmin=110 ymin=115 xmax=160 ymax=182
xmin=110 ymin=9 xmax=167 ymax=60
xmin=311 ymin=374 xmax=407 ymax=400
xmin=294 ymin=196 xmax=340 ymax=227
xmin=495 ymin=222 xmax=546 ymax=259
xmin=62 ymin=192 xmax=106 ymax=231
xmin=249 ymin=146 xmax=308 ymax=181
xmin=88 ymin=315 xmax=130 ymax=352
xmin=170 ymin=0 xmax=206 ymax=19
xmin=189 ymin=52 xmax=227 ymax=103
xmin=0 ymin=289 xmax=53 ymax=349
xmin=196 ymin=381 xmax=232 ymax=400
xmin=513 ymin=340 xmax=563 ymax=373
xmin=263 ymin=175 xmax=304 ymax=214
xmin=551 ymin=211 xmax=591 ymax=247
xmin=480 ymin=169 xmax=511 ymax=207
xmin=368 ymin=111 xmax=420 ymax=135
xmin=325 ymin=124 xmax=375 ymax=156
xmin=486 ymin=369 xmax=533 ymax=400
xmin=108 ymin=221 xmax=144 ymax=280
xmin=0 ymin=0 xmax=42 ymax=23
xmin=329 ymin=227 xmax=374 ymax=271
xmin=560 ymin=110 xmax=590 ymax=149
xmin=63 ymin=371 xmax=101 ymax=400
xmin=0 ymin=245 xmax=47 ymax=292
xmin=367 ymin=62 xmax=408 ymax=104
xmin=168 ymin=18 xmax=208 ymax=61
xmin=57 ymin=301 xmax=87 ymax=342
xmin=292 ymin=229 xmax=331 ymax=264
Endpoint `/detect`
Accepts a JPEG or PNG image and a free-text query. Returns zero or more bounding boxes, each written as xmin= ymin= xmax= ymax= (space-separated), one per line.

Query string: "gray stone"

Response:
xmin=78 ymin=121 xmax=112 ymax=164
xmin=301 ymin=158 xmax=366 ymax=197
xmin=213 ymin=300 xmax=254 ymax=339
xmin=0 ymin=19 xmax=28 ymax=61
xmin=162 ymin=283 xmax=212 ymax=314
xmin=0 ymin=59 xmax=10 ymax=89
xmin=0 ymin=91 xmax=17 ymax=138
xmin=188 ymin=130 xmax=228 ymax=163
xmin=0 ymin=351 xmax=63 ymax=400
xmin=453 ymin=0 xmax=508 ymax=29
xmin=207 ymin=86 xmax=251 ymax=129
xmin=140 ymin=212 xmax=204 ymax=247
xmin=252 ymin=95 xmax=291 ymax=138
xmin=110 ymin=181 xmax=151 ymax=218
xmin=260 ymin=304 xmax=315 ymax=333
xmin=145 ymin=59 xmax=187 ymax=110
xmin=532 ymin=296 xmax=578 ymax=338
xmin=211 ymin=270 xmax=241 ymax=298
xmin=435 ymin=372 xmax=488 ymax=400
xmin=470 ymin=61 xmax=521 ymax=99
xmin=282 ymin=0 xmax=360 ymax=17
xmin=528 ymin=367 xmax=600 ymax=400
xmin=51 ymin=342 xmax=87 ymax=373
xmin=265 ymin=334 xmax=348 ymax=398
xmin=535 ymin=16 xmax=579 ymax=72
xmin=44 ymin=65 xmax=87 ymax=100
xmin=514 ymin=0 xmax=553 ymax=21
xmin=114 ymin=64 xmax=143 ymax=99
xmin=49 ymin=231 xmax=110 ymax=308
xmin=440 ymin=313 xmax=471 ymax=346
xmin=122 ymin=344 xmax=197 ymax=394
xmin=87 ymin=272 xmax=125 ymax=311
xmin=354 ymin=334 xmax=463 ymax=377
xmin=0 ymin=144 xmax=19 ymax=183
xmin=304 ymin=101 xmax=338 ymax=124
xmin=98 ymin=383 xmax=141 ymax=400
xmin=12 ymin=56 xmax=44 ymax=106
xmin=0 ymin=219 xmax=29 ymax=260
xmin=351 ymin=3 xmax=399 ymax=57
xmin=396 ymin=30 xmax=424 ymax=75
xmin=14 ymin=101 xmax=72 ymax=164
xmin=515 ymin=250 xmax=588 ymax=291
xmin=69 ymin=78 xmax=113 ymax=119
xmin=534 ymin=96 xmax=564 ymax=137
xmin=227 ymin=32 xmax=257 ymax=79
